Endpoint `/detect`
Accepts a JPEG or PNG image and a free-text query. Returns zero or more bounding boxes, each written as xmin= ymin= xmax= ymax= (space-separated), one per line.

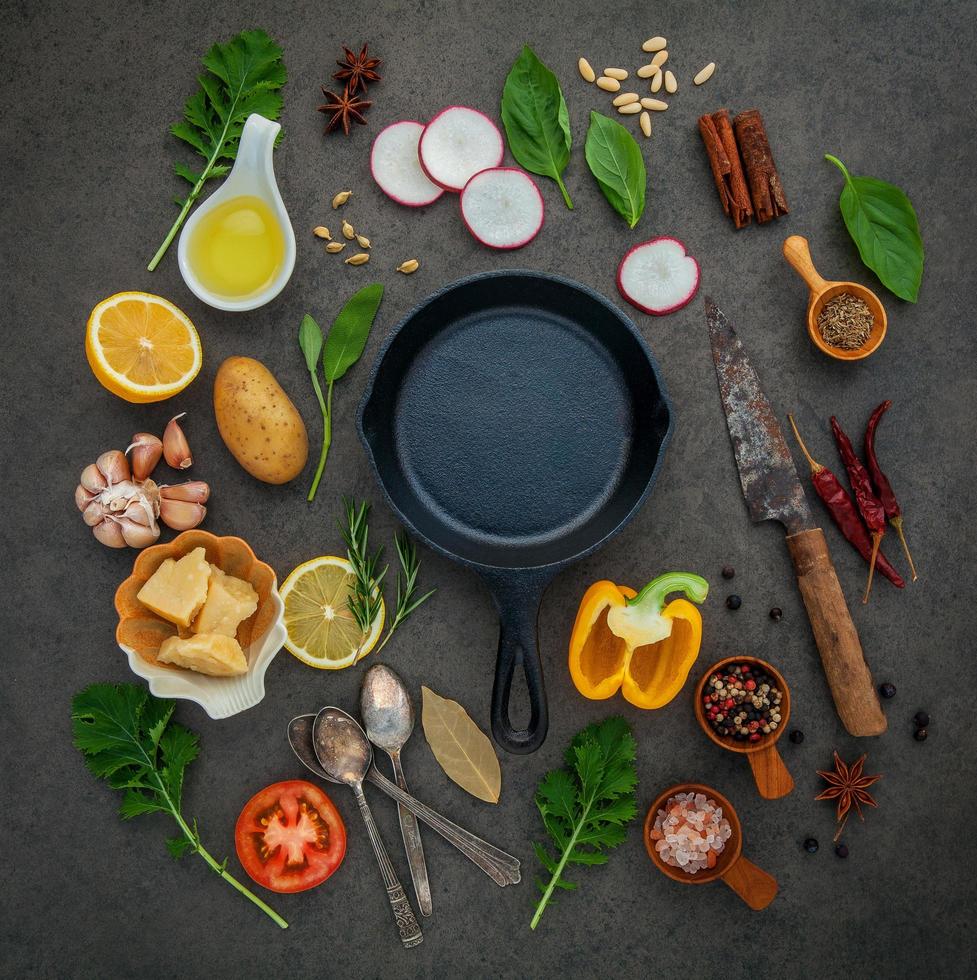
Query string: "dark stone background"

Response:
xmin=2 ymin=1 xmax=974 ymax=977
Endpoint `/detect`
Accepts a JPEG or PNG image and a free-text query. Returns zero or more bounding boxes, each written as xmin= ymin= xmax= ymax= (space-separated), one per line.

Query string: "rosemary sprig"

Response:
xmin=375 ymin=532 xmax=437 ymax=653
xmin=340 ymin=497 xmax=386 ymax=634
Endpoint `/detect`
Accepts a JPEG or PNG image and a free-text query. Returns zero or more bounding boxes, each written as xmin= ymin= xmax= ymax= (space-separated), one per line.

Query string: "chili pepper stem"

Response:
xmin=787 ymin=414 xmax=824 ymax=473
xmin=863 ymin=533 xmax=881 ymax=604
xmin=891 ymin=516 xmax=918 ymax=581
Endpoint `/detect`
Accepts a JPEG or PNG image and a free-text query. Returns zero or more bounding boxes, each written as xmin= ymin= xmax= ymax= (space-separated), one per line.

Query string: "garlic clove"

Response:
xmin=119 ymin=518 xmax=161 ymax=549
xmin=93 ymin=518 xmax=127 ymax=548
xmin=126 ymin=432 xmax=164 ymax=481
xmin=83 ymin=500 xmax=108 ymax=527
xmin=159 ymin=480 xmax=210 ymax=504
xmin=163 ymin=414 xmax=193 ymax=469
xmin=80 ymin=463 xmax=107 ymax=493
xmin=159 ymin=498 xmax=207 ymax=531
xmin=75 ymin=484 xmax=95 ymax=511
xmin=97 ymin=450 xmax=130 ymax=485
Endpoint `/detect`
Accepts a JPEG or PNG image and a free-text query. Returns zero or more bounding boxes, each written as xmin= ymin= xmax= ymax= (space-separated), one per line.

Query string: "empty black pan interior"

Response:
xmin=360 ymin=273 xmax=671 ymax=568
xmin=358 ymin=271 xmax=673 ymax=754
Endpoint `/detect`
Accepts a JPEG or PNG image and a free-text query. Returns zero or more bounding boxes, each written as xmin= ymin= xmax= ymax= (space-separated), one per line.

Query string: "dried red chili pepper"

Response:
xmin=788 ymin=416 xmax=905 ymax=590
xmin=865 ymin=401 xmax=918 ymax=581
xmin=830 ymin=417 xmax=886 ymax=604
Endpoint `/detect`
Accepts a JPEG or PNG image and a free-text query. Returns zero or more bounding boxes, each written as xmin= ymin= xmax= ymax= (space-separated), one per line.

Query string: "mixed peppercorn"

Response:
xmin=703 ymin=662 xmax=784 ymax=743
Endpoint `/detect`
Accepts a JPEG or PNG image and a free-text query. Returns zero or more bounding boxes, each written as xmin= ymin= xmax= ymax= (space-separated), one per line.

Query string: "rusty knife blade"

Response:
xmin=705 ymin=297 xmax=813 ymax=535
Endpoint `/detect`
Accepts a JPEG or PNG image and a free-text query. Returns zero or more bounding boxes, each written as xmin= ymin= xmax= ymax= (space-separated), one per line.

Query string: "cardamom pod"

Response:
xmin=331 ymin=190 xmax=352 ymax=209
xmin=396 ymin=259 xmax=420 ymax=274
xmin=345 ymin=252 xmax=370 ymax=266
xmin=312 ymin=225 xmax=331 ymax=240
xmin=325 ymin=241 xmax=346 ymax=253
xmin=342 ymin=220 xmax=356 ymax=240
xmin=355 ymin=234 xmax=371 ymax=249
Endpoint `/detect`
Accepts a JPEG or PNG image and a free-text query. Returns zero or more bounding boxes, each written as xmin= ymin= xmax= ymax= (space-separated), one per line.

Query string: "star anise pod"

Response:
xmin=317 ymin=86 xmax=372 ymax=136
xmin=333 ymin=44 xmax=382 ymax=94
xmin=816 ymin=750 xmax=881 ymax=839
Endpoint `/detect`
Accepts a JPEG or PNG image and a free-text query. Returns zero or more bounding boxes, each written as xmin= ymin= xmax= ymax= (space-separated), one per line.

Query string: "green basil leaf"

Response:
xmin=322 ymin=283 xmax=384 ymax=382
xmin=584 ymin=112 xmax=646 ymax=228
xmin=825 ymin=154 xmax=923 ymax=303
xmin=501 ymin=44 xmax=573 ymax=209
xmin=298 ymin=314 xmax=323 ymax=373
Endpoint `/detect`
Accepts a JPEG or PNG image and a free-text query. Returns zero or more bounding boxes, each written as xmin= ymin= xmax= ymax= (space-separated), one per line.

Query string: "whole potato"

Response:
xmin=214 ymin=357 xmax=308 ymax=484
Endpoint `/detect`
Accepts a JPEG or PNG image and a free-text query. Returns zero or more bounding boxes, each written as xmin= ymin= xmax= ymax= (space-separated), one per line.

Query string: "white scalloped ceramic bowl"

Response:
xmin=115 ymin=530 xmax=285 ymax=719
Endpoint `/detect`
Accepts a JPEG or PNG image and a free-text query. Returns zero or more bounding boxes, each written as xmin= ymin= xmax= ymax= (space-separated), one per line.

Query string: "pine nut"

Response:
xmin=596 ymin=76 xmax=621 ymax=92
xmin=331 ymin=191 xmax=352 ymax=208
xmin=397 ymin=259 xmax=420 ymax=274
xmin=664 ymin=70 xmax=677 ymax=94
xmin=693 ymin=62 xmax=716 ymax=85
xmin=345 ymin=253 xmax=370 ymax=266
xmin=651 ymin=50 xmax=668 ymax=70
xmin=650 ymin=70 xmax=663 ymax=93
xmin=325 ymin=241 xmax=346 ymax=253
xmin=617 ymin=103 xmax=642 ymax=115
xmin=342 ymin=220 xmax=356 ymax=240
xmin=578 ymin=57 xmax=596 ymax=82
xmin=612 ymin=92 xmax=640 ymax=107
xmin=640 ymin=111 xmax=652 ymax=138
xmin=604 ymin=67 xmax=629 ymax=80
xmin=313 ymin=226 xmax=331 ymax=240
xmin=636 ymin=63 xmax=658 ymax=79
xmin=642 ymin=36 xmax=667 ymax=53
xmin=641 ymin=98 xmax=668 ymax=111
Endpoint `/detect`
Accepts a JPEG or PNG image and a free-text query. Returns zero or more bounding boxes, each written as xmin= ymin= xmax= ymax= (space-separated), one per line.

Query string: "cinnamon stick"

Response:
xmin=698 ymin=110 xmax=752 ymax=228
xmin=733 ymin=109 xmax=788 ymax=223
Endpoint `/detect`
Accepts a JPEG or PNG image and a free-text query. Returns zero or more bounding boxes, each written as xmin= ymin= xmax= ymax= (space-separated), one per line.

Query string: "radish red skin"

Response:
xmin=370 ymin=120 xmax=444 ymax=207
xmin=418 ymin=106 xmax=505 ymax=193
xmin=460 ymin=167 xmax=545 ymax=250
xmin=616 ymin=236 xmax=701 ymax=316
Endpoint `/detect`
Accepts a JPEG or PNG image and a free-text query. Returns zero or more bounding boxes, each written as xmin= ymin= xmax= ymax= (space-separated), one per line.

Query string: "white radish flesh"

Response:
xmin=616 ymin=237 xmax=701 ymax=315
xmin=418 ymin=107 xmax=504 ymax=193
xmin=460 ymin=168 xmax=544 ymax=250
xmin=371 ymin=121 xmax=444 ymax=206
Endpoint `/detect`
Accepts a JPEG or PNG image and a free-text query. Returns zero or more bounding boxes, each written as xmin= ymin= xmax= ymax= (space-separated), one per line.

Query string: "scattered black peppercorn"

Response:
xmin=835 ymin=843 xmax=849 ymax=858
xmin=721 ymin=565 xmax=735 ymax=579
xmin=913 ymin=711 xmax=930 ymax=728
xmin=879 ymin=682 xmax=897 ymax=699
xmin=789 ymin=729 xmax=804 ymax=744
xmin=725 ymin=594 xmax=742 ymax=610
xmin=914 ymin=727 xmax=928 ymax=742
xmin=769 ymin=607 xmax=783 ymax=621
xmin=804 ymin=838 xmax=819 ymax=853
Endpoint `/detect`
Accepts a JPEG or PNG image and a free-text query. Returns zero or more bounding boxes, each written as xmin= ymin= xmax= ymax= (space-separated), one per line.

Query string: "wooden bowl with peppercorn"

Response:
xmin=783 ymin=235 xmax=887 ymax=361
xmin=694 ymin=655 xmax=794 ymax=800
xmin=644 ymin=782 xmax=778 ymax=909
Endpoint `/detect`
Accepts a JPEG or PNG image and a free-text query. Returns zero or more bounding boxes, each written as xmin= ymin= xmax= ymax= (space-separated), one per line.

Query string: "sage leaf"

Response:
xmin=421 ymin=686 xmax=501 ymax=804
xmin=323 ymin=283 xmax=384 ymax=382
xmin=298 ymin=314 xmax=323 ymax=373
xmin=825 ymin=154 xmax=923 ymax=303
xmin=585 ymin=111 xmax=646 ymax=228
xmin=501 ymin=44 xmax=573 ymax=209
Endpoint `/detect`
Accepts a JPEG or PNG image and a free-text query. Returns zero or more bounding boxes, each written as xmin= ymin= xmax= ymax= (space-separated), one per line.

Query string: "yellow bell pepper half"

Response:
xmin=568 ymin=572 xmax=709 ymax=709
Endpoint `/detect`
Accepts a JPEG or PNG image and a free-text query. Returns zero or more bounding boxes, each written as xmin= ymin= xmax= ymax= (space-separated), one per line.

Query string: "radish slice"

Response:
xmin=370 ymin=121 xmax=444 ymax=207
xmin=616 ymin=237 xmax=701 ymax=315
xmin=418 ymin=106 xmax=505 ymax=193
xmin=460 ymin=168 xmax=544 ymax=249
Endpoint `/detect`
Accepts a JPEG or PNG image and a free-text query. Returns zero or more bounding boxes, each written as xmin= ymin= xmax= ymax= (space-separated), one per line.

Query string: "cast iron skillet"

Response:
xmin=357 ymin=271 xmax=673 ymax=753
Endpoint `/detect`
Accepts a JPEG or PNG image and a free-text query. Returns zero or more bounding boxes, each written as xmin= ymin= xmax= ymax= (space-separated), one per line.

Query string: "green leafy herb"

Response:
xmin=301 ymin=284 xmax=384 ymax=501
xmin=501 ymin=44 xmax=573 ymax=209
xmin=825 ymin=154 xmax=923 ymax=303
xmin=340 ymin=497 xmax=435 ymax=651
xmin=147 ymin=29 xmax=287 ymax=271
xmin=531 ymin=716 xmax=637 ymax=930
xmin=71 ymin=683 xmax=288 ymax=929
xmin=584 ymin=111 xmax=646 ymax=228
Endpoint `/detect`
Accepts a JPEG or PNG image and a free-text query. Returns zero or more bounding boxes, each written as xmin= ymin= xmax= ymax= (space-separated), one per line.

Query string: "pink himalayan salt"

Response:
xmin=650 ymin=791 xmax=731 ymax=874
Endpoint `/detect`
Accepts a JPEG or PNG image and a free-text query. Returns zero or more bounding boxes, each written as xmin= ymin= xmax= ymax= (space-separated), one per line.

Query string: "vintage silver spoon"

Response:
xmin=312 ymin=706 xmax=423 ymax=949
xmin=289 ymin=714 xmax=520 ymax=885
xmin=360 ymin=664 xmax=432 ymax=917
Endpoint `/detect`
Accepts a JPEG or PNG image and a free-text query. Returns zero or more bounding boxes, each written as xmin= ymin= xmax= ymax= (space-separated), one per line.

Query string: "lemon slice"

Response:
xmin=86 ymin=291 xmax=202 ymax=403
xmin=279 ymin=556 xmax=384 ymax=670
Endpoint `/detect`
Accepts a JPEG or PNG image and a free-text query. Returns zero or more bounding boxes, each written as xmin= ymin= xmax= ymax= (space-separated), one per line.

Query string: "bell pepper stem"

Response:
xmin=626 ymin=572 xmax=710 ymax=612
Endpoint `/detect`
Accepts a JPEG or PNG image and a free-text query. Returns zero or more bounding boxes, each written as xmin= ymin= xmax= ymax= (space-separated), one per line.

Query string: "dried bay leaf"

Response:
xmin=421 ymin=687 xmax=501 ymax=804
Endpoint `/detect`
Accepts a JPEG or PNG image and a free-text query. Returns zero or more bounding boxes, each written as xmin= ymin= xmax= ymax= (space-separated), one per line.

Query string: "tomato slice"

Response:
xmin=235 ymin=780 xmax=346 ymax=893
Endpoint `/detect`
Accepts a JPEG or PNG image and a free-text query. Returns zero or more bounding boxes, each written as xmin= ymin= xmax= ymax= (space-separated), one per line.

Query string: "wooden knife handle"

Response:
xmin=786 ymin=527 xmax=887 ymax=737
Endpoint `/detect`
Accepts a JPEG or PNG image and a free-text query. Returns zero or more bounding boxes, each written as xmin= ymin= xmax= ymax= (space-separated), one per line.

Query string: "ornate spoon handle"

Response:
xmin=354 ymin=784 xmax=423 ymax=948
xmin=366 ymin=767 xmax=521 ymax=885
xmin=390 ymin=752 xmax=433 ymax=916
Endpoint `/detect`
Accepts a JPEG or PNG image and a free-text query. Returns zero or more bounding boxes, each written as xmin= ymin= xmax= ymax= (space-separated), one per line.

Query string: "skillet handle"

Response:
xmin=488 ymin=575 xmax=549 ymax=754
